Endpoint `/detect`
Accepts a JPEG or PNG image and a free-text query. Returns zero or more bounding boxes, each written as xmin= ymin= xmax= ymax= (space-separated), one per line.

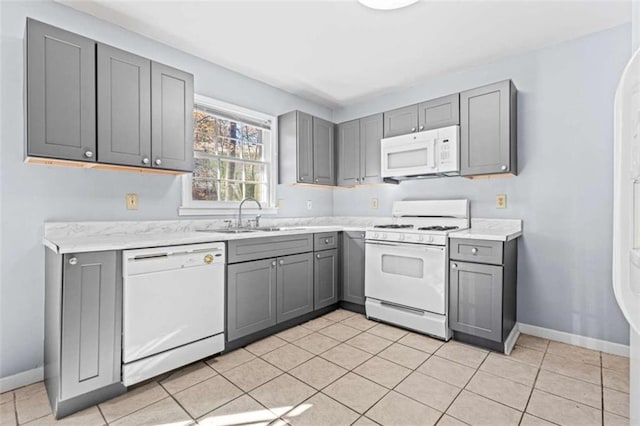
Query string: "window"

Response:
xmin=180 ymin=95 xmax=277 ymax=215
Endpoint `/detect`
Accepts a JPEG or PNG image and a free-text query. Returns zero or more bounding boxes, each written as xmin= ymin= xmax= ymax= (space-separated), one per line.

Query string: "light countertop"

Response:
xmin=450 ymin=218 xmax=523 ymax=242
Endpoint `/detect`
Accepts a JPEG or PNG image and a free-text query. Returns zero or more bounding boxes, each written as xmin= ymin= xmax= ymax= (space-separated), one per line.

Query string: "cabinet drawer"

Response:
xmin=228 ymin=234 xmax=313 ymax=263
xmin=450 ymin=238 xmax=503 ymax=265
xmin=314 ymin=232 xmax=338 ymax=251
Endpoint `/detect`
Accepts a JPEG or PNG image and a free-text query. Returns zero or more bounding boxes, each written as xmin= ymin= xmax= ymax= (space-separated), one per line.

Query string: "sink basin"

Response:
xmin=197 ymin=229 xmax=257 ymax=234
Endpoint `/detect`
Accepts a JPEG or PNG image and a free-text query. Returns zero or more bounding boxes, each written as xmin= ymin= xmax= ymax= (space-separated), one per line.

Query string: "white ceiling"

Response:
xmin=58 ymin=0 xmax=631 ymax=108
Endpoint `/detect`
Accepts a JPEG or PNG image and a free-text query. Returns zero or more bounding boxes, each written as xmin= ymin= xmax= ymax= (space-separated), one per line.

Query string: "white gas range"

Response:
xmin=364 ymin=199 xmax=470 ymax=340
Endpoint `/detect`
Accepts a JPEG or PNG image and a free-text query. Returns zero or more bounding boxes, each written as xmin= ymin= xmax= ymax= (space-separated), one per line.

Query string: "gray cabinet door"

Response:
xmin=60 ymin=251 xmax=121 ymax=400
xmin=337 ymin=120 xmax=360 ymax=187
xmin=27 ymin=19 xmax=96 ymax=162
xmin=359 ymin=113 xmax=383 ymax=184
xmin=151 ymin=62 xmax=194 ymax=172
xmin=97 ymin=44 xmax=151 ymax=167
xmin=383 ymin=104 xmax=418 ymax=138
xmin=277 ymin=253 xmax=314 ymax=323
xmin=296 ymin=111 xmax=314 ymax=183
xmin=314 ymin=249 xmax=339 ymax=310
xmin=418 ymin=93 xmax=459 ymax=131
xmin=341 ymin=232 xmax=366 ymax=305
xmin=312 ymin=117 xmax=335 ymax=185
xmin=460 ymin=80 xmax=515 ymax=176
xmin=227 ymin=259 xmax=277 ymax=341
xmin=449 ymin=261 xmax=503 ymax=342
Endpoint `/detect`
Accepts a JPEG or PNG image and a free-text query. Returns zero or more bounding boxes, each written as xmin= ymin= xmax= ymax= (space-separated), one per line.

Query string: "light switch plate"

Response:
xmin=306 ymin=200 xmax=312 ymax=210
xmin=277 ymin=198 xmax=284 ymax=209
xmin=496 ymin=194 xmax=507 ymax=209
xmin=370 ymin=198 xmax=379 ymax=209
xmin=126 ymin=193 xmax=138 ymax=210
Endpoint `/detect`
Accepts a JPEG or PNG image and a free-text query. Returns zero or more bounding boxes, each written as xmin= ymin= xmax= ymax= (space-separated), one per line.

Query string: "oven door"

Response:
xmin=381 ymin=132 xmax=437 ymax=178
xmin=365 ymin=241 xmax=446 ymax=315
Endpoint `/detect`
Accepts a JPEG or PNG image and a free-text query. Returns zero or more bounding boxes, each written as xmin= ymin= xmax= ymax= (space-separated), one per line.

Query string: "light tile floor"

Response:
xmin=0 ymin=309 xmax=631 ymax=426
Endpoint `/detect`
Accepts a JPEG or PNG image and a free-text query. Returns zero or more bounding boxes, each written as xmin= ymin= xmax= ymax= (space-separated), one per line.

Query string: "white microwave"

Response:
xmin=381 ymin=125 xmax=459 ymax=180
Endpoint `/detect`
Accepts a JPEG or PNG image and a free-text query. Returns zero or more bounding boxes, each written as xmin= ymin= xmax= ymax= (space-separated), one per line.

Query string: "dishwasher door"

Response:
xmin=122 ymin=242 xmax=225 ymax=363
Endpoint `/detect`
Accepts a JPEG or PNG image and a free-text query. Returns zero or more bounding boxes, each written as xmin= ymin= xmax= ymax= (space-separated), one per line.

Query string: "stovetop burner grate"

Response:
xmin=418 ymin=226 xmax=460 ymax=231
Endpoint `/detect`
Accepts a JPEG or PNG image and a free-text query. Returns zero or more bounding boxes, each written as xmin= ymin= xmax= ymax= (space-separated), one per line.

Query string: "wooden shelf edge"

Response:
xmin=24 ymin=157 xmax=188 ymax=176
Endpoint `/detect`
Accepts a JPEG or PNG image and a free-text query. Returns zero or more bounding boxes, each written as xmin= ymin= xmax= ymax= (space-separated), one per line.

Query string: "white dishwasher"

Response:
xmin=122 ymin=242 xmax=225 ymax=386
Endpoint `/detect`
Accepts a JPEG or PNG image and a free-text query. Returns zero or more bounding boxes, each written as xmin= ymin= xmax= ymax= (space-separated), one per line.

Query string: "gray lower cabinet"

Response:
xmin=449 ymin=238 xmax=518 ymax=350
xmin=418 ymin=93 xmax=459 ymax=131
xmin=27 ymin=19 xmax=96 ymax=162
xmin=449 ymin=261 xmax=503 ymax=342
xmin=97 ymin=44 xmax=151 ymax=167
xmin=460 ymin=80 xmax=517 ymax=176
xmin=277 ymin=253 xmax=314 ymax=322
xmin=45 ymin=249 xmax=124 ymax=418
xmin=314 ymin=249 xmax=339 ymax=310
xmin=383 ymin=104 xmax=418 ymax=138
xmin=151 ymin=62 xmax=194 ymax=172
xmin=312 ymin=117 xmax=335 ymax=185
xmin=227 ymin=259 xmax=278 ymax=341
xmin=340 ymin=232 xmax=366 ymax=305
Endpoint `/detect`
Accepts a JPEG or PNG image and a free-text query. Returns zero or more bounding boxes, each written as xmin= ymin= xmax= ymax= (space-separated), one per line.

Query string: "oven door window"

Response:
xmin=381 ymin=254 xmax=424 ymax=279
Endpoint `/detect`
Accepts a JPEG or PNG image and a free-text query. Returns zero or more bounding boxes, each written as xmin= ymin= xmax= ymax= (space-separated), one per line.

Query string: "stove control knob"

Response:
xmin=399 ymin=234 xmax=405 ymax=241
xmin=418 ymin=235 xmax=423 ymax=242
xmin=381 ymin=233 xmax=387 ymax=239
xmin=428 ymin=235 xmax=434 ymax=242
xmin=373 ymin=232 xmax=379 ymax=238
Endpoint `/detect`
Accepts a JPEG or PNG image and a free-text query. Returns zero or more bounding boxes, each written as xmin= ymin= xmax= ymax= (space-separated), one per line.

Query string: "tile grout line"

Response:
xmin=600 ymin=351 xmax=605 ymax=425
xmin=442 ymin=349 xmax=491 ymax=426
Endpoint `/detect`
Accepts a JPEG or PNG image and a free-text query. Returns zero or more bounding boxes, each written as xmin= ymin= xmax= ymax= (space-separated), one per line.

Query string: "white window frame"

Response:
xmin=179 ymin=94 xmax=278 ymax=216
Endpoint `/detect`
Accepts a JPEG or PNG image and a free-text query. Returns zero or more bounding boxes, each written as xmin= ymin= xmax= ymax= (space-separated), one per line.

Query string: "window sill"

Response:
xmin=178 ymin=206 xmax=279 ymax=216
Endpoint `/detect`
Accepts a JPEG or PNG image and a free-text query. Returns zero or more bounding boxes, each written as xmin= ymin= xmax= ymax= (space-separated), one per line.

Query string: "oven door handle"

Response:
xmin=366 ymin=241 xmax=445 ymax=251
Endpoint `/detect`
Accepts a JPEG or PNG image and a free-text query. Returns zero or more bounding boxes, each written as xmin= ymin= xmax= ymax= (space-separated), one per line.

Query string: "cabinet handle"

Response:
xmin=279 ymin=259 xmax=284 ymax=265
xmin=83 ymin=150 xmax=93 ymax=159
xmin=324 ymin=239 xmax=329 ymax=244
xmin=419 ymin=125 xmax=424 ymax=131
xmin=361 ymin=177 xmax=365 ymax=183
xmin=300 ymin=176 xmax=304 ymax=181
xmin=69 ymin=257 xmax=78 ymax=265
xmin=411 ymin=127 xmax=416 ymax=132
xmin=316 ymin=254 xmax=321 ymax=259
xmin=361 ymin=233 xmax=365 ymax=238
xmin=155 ymin=159 xmax=162 ymax=166
xmin=142 ymin=157 xmax=150 ymax=165
xmin=471 ymin=248 xmax=478 ymax=254
xmin=271 ymin=260 xmax=276 ymax=267
xmin=356 ymin=178 xmax=360 ymax=184
xmin=451 ymin=263 xmax=458 ymax=269
xmin=315 ymin=178 xmax=319 ymax=183
xmin=501 ymin=165 xmax=507 ymax=171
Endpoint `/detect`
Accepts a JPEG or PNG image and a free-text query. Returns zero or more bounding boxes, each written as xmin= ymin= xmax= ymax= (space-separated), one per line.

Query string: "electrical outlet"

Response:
xmin=277 ymin=198 xmax=285 ymax=209
xmin=306 ymin=200 xmax=313 ymax=210
xmin=126 ymin=193 xmax=138 ymax=210
xmin=370 ymin=198 xmax=379 ymax=209
xmin=496 ymin=194 xmax=507 ymax=209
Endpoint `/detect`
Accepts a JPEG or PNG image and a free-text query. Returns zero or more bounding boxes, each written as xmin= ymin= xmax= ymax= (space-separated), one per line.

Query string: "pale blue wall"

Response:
xmin=333 ymin=24 xmax=632 ymax=346
xmin=0 ymin=0 xmax=333 ymax=379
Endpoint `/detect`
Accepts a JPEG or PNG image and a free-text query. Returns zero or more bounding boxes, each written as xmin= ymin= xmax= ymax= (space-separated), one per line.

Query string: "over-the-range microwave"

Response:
xmin=381 ymin=125 xmax=460 ymax=181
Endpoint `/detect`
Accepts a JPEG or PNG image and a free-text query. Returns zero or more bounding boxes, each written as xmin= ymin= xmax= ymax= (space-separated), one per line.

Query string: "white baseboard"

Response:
xmin=0 ymin=367 xmax=43 ymax=393
xmin=504 ymin=326 xmax=521 ymax=355
xmin=518 ymin=323 xmax=630 ymax=357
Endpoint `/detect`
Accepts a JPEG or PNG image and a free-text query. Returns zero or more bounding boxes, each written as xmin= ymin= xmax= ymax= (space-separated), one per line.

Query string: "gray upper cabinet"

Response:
xmin=151 ymin=62 xmax=194 ymax=172
xmin=296 ymin=111 xmax=314 ymax=183
xmin=460 ymin=80 xmax=517 ymax=176
xmin=60 ymin=251 xmax=121 ymax=400
xmin=359 ymin=113 xmax=383 ymax=184
xmin=383 ymin=104 xmax=418 ymax=138
xmin=312 ymin=117 xmax=335 ymax=185
xmin=97 ymin=44 xmax=151 ymax=167
xmin=337 ymin=114 xmax=383 ymax=187
xmin=341 ymin=231 xmax=366 ymax=305
xmin=314 ymin=249 xmax=338 ymax=310
xmin=337 ymin=120 xmax=360 ymax=187
xmin=277 ymin=253 xmax=314 ymax=323
xmin=418 ymin=93 xmax=460 ymax=131
xmin=227 ymin=259 xmax=278 ymax=341
xmin=449 ymin=261 xmax=503 ymax=342
xmin=27 ymin=19 xmax=96 ymax=162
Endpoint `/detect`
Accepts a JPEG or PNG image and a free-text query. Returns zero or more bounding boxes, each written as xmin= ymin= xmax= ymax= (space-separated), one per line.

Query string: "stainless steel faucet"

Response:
xmin=238 ymin=197 xmax=262 ymax=228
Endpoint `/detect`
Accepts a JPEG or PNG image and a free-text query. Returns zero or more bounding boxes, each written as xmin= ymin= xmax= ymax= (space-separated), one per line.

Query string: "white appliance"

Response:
xmin=613 ymin=46 xmax=640 ymax=423
xmin=365 ymin=200 xmax=469 ymax=340
xmin=381 ymin=125 xmax=459 ymax=181
xmin=122 ymin=242 xmax=225 ymax=386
